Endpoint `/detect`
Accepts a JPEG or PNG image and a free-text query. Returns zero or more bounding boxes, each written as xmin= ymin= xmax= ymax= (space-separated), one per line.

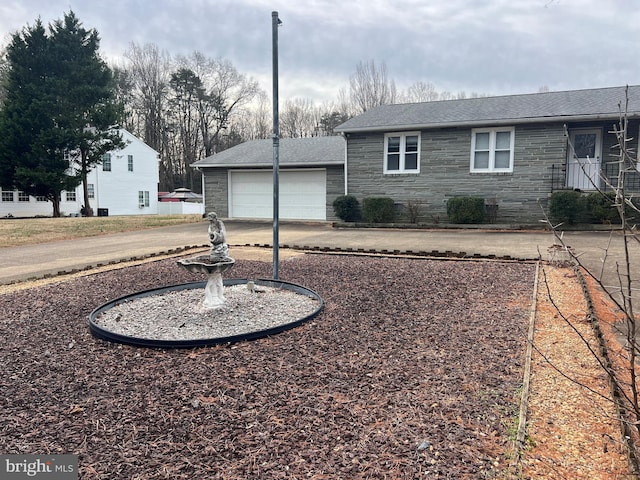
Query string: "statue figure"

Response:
xmin=207 ymin=212 xmax=229 ymax=261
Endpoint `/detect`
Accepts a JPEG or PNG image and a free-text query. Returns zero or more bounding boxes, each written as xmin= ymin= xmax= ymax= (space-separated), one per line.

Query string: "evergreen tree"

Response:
xmin=0 ymin=11 xmax=123 ymax=217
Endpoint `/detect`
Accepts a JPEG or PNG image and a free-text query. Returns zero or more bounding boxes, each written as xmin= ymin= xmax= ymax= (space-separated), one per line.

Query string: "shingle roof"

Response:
xmin=334 ymin=85 xmax=640 ymax=133
xmin=192 ymin=136 xmax=345 ymax=168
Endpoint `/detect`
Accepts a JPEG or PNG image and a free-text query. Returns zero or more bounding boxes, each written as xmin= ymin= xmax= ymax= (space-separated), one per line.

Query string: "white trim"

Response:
xmin=383 ymin=131 xmax=421 ymax=174
xmin=470 ymin=127 xmax=515 ymax=173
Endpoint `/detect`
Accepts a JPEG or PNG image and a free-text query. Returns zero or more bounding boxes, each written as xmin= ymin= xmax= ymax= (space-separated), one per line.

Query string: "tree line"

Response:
xmin=0 ymin=10 xmax=482 ymax=215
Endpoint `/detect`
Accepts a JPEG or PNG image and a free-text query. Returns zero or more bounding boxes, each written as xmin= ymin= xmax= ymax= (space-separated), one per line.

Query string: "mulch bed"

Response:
xmin=0 ymin=254 xmax=535 ymax=479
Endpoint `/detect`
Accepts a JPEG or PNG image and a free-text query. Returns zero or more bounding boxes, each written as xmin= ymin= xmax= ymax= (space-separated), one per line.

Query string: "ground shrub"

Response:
xmin=332 ymin=195 xmax=360 ymax=222
xmin=548 ymin=190 xmax=584 ymax=224
xmin=446 ymin=196 xmax=485 ymax=224
xmin=362 ymin=197 xmax=395 ymax=223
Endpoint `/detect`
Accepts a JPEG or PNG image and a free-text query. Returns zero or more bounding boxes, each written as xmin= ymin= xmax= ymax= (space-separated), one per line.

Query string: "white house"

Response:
xmin=0 ymin=129 xmax=160 ymax=217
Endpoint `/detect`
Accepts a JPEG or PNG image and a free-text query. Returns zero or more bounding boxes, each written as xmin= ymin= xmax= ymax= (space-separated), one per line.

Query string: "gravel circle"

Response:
xmin=93 ymin=284 xmax=321 ymax=341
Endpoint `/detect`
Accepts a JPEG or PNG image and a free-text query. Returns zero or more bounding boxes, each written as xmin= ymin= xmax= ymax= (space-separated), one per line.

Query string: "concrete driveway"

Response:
xmin=0 ymin=220 xmax=638 ymax=304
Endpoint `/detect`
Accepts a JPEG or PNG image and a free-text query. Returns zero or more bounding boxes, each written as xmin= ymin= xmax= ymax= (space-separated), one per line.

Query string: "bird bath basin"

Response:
xmin=177 ymin=255 xmax=236 ymax=309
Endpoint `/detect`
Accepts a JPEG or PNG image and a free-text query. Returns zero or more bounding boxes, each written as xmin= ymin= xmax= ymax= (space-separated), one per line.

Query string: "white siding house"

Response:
xmin=0 ymin=129 xmax=160 ymax=217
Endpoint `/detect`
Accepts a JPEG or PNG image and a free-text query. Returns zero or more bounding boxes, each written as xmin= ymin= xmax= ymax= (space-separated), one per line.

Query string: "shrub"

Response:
xmin=362 ymin=197 xmax=395 ymax=223
xmin=584 ymin=192 xmax=620 ymax=224
xmin=548 ymin=190 xmax=584 ymax=224
xmin=332 ymin=194 xmax=360 ymax=222
xmin=446 ymin=196 xmax=485 ymax=224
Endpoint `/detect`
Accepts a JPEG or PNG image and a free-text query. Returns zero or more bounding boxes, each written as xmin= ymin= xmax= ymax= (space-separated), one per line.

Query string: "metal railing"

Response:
xmin=551 ymin=163 xmax=640 ymax=193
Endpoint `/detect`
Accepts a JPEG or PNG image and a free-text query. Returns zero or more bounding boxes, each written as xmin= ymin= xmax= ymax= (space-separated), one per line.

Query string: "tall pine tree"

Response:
xmin=0 ymin=11 xmax=123 ymax=217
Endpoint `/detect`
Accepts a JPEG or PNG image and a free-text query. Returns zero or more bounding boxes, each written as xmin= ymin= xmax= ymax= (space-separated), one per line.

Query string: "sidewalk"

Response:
xmin=0 ymin=220 xmax=636 ymax=292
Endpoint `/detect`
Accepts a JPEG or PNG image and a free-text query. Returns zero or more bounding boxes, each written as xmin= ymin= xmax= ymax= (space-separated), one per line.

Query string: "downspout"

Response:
xmin=342 ymin=132 xmax=348 ymax=195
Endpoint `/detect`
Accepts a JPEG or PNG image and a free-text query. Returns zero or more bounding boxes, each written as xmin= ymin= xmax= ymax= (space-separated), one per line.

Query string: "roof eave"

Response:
xmin=192 ymin=161 xmax=344 ymax=169
xmin=335 ymin=112 xmax=640 ymax=134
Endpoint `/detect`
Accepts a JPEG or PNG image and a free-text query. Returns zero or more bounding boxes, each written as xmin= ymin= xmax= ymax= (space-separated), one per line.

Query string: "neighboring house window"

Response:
xmin=65 ymin=191 xmax=76 ymax=201
xmin=470 ymin=127 xmax=515 ymax=173
xmin=2 ymin=190 xmax=14 ymax=202
xmin=88 ymin=184 xmax=95 ymax=199
xmin=102 ymin=153 xmax=112 ymax=172
xmin=36 ymin=196 xmax=47 ymax=202
xmin=18 ymin=191 xmax=30 ymax=202
xmin=138 ymin=190 xmax=150 ymax=207
xmin=384 ymin=132 xmax=420 ymax=173
xmin=128 ymin=155 xmax=134 ymax=172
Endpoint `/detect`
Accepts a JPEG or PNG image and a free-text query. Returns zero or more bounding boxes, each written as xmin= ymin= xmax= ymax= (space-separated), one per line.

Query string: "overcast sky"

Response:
xmin=1 ymin=0 xmax=639 ymax=104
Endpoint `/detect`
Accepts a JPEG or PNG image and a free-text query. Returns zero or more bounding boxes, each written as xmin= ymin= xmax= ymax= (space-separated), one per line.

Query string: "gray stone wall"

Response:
xmin=203 ymin=168 xmax=229 ymax=217
xmin=345 ymin=123 xmax=569 ymax=223
xmin=326 ymin=165 xmax=345 ymax=221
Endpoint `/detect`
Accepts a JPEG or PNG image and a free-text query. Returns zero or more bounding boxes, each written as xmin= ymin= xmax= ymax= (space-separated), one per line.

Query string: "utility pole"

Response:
xmin=272 ymin=11 xmax=281 ymax=280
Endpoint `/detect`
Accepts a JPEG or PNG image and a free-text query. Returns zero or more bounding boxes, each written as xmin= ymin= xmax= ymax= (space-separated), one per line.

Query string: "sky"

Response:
xmin=1 ymin=0 xmax=639 ymax=105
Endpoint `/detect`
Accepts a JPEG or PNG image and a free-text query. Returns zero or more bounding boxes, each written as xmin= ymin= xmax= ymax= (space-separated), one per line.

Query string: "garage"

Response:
xmin=229 ymin=169 xmax=327 ymax=220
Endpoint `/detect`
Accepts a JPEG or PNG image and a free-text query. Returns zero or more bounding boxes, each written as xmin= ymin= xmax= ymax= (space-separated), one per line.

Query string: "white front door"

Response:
xmin=567 ymin=129 xmax=601 ymax=190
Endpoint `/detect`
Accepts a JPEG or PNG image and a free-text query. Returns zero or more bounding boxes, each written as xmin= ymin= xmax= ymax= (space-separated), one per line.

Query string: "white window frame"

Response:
xmin=88 ymin=184 xmax=95 ymax=199
xmin=2 ymin=190 xmax=14 ymax=202
xmin=384 ymin=132 xmax=421 ymax=174
xmin=102 ymin=153 xmax=112 ymax=172
xmin=127 ymin=154 xmax=134 ymax=172
xmin=470 ymin=127 xmax=515 ymax=173
xmin=65 ymin=190 xmax=76 ymax=202
xmin=138 ymin=190 xmax=150 ymax=207
xmin=17 ymin=191 xmax=30 ymax=202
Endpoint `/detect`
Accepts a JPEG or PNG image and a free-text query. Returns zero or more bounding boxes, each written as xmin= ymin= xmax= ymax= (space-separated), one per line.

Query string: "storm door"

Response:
xmin=567 ymin=129 xmax=601 ymax=190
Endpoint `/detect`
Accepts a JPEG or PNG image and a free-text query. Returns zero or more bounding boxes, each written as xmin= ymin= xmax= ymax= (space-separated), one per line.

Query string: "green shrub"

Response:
xmin=584 ymin=192 xmax=620 ymax=224
xmin=548 ymin=190 xmax=584 ymax=224
xmin=446 ymin=196 xmax=485 ymax=224
xmin=362 ymin=197 xmax=395 ymax=223
xmin=332 ymin=195 xmax=360 ymax=222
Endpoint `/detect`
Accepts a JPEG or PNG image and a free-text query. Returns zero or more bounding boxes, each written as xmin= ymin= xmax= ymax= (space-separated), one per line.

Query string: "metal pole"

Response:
xmin=272 ymin=11 xmax=280 ymax=280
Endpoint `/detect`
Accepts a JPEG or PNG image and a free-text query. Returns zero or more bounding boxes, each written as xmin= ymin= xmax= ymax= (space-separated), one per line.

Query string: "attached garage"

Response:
xmin=193 ymin=136 xmax=345 ymax=222
xmin=229 ymin=169 xmax=327 ymax=220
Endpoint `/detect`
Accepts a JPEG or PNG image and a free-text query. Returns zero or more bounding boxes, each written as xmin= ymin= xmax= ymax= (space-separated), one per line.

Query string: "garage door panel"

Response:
xmin=230 ymin=170 xmax=326 ymax=220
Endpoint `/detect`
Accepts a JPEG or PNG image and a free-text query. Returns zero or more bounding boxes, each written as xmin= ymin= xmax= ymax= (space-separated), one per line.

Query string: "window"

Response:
xmin=384 ymin=132 xmax=420 ymax=173
xmin=1 ymin=190 xmax=14 ymax=202
xmin=470 ymin=127 xmax=515 ymax=173
xmin=102 ymin=153 xmax=111 ymax=172
xmin=65 ymin=191 xmax=76 ymax=202
xmin=88 ymin=184 xmax=95 ymax=199
xmin=138 ymin=190 xmax=150 ymax=207
xmin=18 ymin=191 xmax=30 ymax=202
xmin=36 ymin=196 xmax=47 ymax=202
xmin=128 ymin=155 xmax=134 ymax=172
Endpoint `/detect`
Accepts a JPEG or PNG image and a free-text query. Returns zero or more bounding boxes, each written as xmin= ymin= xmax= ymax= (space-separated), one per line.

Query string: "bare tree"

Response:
xmin=402 ymin=81 xmax=440 ymax=103
xmin=348 ymin=60 xmax=397 ymax=114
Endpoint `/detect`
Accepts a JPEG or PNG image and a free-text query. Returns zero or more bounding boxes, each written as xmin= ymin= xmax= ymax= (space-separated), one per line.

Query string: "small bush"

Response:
xmin=549 ymin=190 xmax=583 ymax=224
xmin=584 ymin=192 xmax=620 ymax=224
xmin=362 ymin=197 xmax=395 ymax=223
xmin=447 ymin=196 xmax=485 ymax=224
xmin=332 ymin=195 xmax=360 ymax=222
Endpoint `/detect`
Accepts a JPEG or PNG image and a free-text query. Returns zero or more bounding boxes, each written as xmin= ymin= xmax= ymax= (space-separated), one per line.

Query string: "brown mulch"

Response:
xmin=0 ymin=254 xmax=534 ymax=479
xmin=519 ymin=266 xmax=634 ymax=479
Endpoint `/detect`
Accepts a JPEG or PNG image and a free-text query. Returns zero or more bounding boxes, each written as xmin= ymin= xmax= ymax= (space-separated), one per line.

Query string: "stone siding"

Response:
xmin=345 ymin=123 xmax=569 ymax=223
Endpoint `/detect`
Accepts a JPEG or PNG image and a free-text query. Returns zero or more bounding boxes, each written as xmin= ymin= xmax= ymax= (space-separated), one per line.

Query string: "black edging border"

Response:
xmin=88 ymin=278 xmax=324 ymax=349
xmin=574 ymin=266 xmax=640 ymax=476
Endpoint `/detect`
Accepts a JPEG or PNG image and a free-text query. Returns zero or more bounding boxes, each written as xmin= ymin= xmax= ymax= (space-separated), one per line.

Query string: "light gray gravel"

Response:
xmin=94 ymin=284 xmax=320 ymax=341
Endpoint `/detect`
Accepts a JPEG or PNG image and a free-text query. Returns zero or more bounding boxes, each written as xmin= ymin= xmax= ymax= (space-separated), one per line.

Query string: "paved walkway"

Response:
xmin=0 ymin=220 xmax=638 ymax=298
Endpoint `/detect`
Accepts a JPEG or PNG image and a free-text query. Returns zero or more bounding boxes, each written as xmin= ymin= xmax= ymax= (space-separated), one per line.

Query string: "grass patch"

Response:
xmin=0 ymin=215 xmax=204 ymax=248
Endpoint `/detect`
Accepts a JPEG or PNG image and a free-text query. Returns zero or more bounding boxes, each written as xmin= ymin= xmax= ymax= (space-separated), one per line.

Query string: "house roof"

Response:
xmin=334 ymin=85 xmax=640 ymax=133
xmin=192 ymin=136 xmax=345 ymax=168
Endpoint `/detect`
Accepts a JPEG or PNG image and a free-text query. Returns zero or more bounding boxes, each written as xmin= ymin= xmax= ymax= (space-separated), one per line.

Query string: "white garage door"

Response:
xmin=229 ymin=170 xmax=326 ymax=220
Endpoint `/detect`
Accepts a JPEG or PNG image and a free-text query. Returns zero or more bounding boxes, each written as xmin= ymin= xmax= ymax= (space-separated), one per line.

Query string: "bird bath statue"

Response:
xmin=177 ymin=212 xmax=235 ymax=309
